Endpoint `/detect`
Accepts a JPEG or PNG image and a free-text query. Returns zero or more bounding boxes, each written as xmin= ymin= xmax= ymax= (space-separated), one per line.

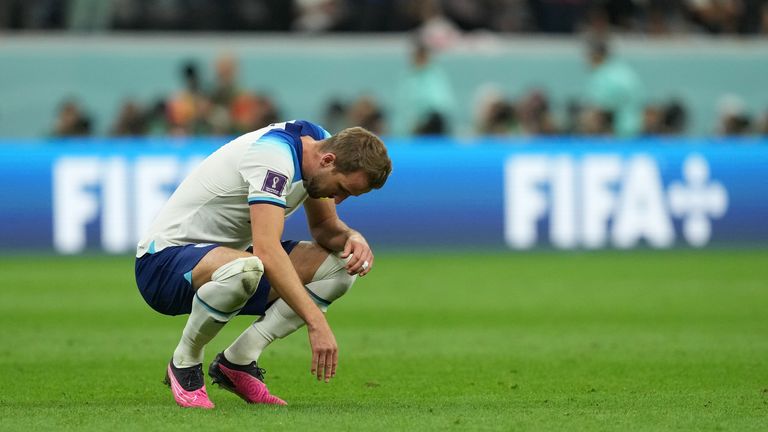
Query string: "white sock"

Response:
xmin=172 ymin=256 xmax=263 ymax=368
xmin=223 ymin=253 xmax=355 ymax=365
xmin=172 ymin=294 xmax=226 ymax=368
xmin=223 ymin=298 xmax=303 ymax=366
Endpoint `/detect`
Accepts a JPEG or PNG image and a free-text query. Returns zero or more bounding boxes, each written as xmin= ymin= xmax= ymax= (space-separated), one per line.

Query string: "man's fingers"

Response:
xmin=340 ymin=242 xmax=353 ymax=259
xmin=307 ymin=324 xmax=338 ymax=383
xmin=331 ymin=350 xmax=338 ymax=379
xmin=359 ymin=256 xmax=374 ymax=276
xmin=324 ymin=351 xmax=334 ymax=382
xmin=345 ymin=250 xmax=362 ymax=274
xmin=314 ymin=351 xmax=323 ymax=380
xmin=330 ymin=352 xmax=338 ymax=379
xmin=311 ymin=351 xmax=319 ymax=377
xmin=344 ymin=248 xmax=373 ymax=275
xmin=351 ymin=253 xmax=373 ymax=276
xmin=346 ymin=250 xmax=361 ymax=266
xmin=314 ymin=349 xmax=336 ymax=381
xmin=358 ymin=254 xmax=373 ymax=276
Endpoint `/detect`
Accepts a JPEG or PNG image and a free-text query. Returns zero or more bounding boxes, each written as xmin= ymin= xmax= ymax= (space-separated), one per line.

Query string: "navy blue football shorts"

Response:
xmin=135 ymin=241 xmax=299 ymax=316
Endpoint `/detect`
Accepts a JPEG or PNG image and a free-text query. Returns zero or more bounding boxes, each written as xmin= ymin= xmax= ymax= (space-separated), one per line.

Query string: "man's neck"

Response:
xmin=301 ymin=136 xmax=319 ymax=177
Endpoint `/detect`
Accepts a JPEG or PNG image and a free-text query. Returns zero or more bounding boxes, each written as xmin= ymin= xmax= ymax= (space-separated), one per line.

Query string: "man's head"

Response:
xmin=304 ymin=127 xmax=392 ymax=204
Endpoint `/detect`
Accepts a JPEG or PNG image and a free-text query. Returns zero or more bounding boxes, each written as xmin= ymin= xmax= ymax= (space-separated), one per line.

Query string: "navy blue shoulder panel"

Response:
xmin=262 ymin=121 xmax=330 ymax=182
xmin=290 ymin=120 xmax=331 ymax=140
xmin=260 ymin=127 xmax=302 ymax=181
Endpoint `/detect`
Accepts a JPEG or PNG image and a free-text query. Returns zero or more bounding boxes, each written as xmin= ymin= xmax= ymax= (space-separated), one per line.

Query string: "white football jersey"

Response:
xmin=136 ymin=120 xmax=331 ymax=257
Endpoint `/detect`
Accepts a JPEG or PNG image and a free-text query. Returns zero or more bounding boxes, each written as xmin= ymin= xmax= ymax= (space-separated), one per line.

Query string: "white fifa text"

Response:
xmin=504 ymin=154 xmax=728 ymax=249
xmin=53 ymin=156 xmax=204 ymax=254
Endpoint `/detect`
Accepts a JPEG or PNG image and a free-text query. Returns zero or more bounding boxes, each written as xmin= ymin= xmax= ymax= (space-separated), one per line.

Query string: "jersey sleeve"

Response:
xmin=239 ymin=133 xmax=297 ymax=208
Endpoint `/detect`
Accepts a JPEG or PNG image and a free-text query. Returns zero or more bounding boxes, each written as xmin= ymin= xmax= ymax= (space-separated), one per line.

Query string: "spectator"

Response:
xmin=642 ymin=99 xmax=688 ymax=135
xmin=229 ymin=92 xmax=280 ymax=134
xmin=517 ymin=88 xmax=558 ymax=135
xmin=683 ymin=0 xmax=742 ymax=34
xmin=145 ymin=98 xmax=170 ymax=136
xmin=563 ymin=99 xmax=584 ymax=135
xmin=642 ymin=0 xmax=682 ymax=35
xmin=321 ymin=95 xmax=386 ymax=135
xmin=474 ymin=85 xmax=518 ymax=136
xmin=757 ymin=109 xmax=768 ymax=135
xmin=414 ymin=0 xmax=462 ymax=50
xmin=51 ymin=98 xmax=92 ymax=137
xmin=662 ymin=99 xmax=688 ymax=134
xmin=394 ymin=41 xmax=457 ymax=136
xmin=67 ymin=0 xmax=114 ymax=32
xmin=166 ymin=60 xmax=211 ymax=136
xmin=483 ymin=100 xmax=518 ymax=136
xmin=413 ymin=111 xmax=448 ymax=135
xmin=207 ymin=53 xmax=282 ymax=135
xmin=346 ymin=94 xmax=386 ymax=136
xmin=207 ymin=53 xmax=241 ymax=134
xmin=578 ymin=107 xmax=614 ymax=136
xmin=3 ymin=0 xmax=767 ymax=35
xmin=642 ymin=104 xmax=664 ymax=135
xmin=763 ymin=2 xmax=768 ymax=33
xmin=292 ymin=0 xmax=345 ymax=32
xmin=738 ymin=0 xmax=768 ymax=34
xmin=337 ymin=0 xmax=418 ymax=32
xmin=0 ymin=0 xmax=65 ymax=30
xmin=584 ymin=38 xmax=644 ymax=137
xmin=717 ymin=94 xmax=753 ymax=135
xmin=110 ymin=99 xmax=147 ymax=136
xmin=528 ymin=0 xmax=590 ymax=33
xmin=210 ymin=53 xmax=241 ymax=108
xmin=323 ymin=98 xmax=348 ymax=134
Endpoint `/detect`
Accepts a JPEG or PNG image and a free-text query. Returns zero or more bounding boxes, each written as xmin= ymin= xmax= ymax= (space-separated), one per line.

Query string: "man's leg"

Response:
xmin=222 ymin=241 xmax=356 ymax=367
xmin=166 ymin=247 xmax=258 ymax=408
xmin=174 ymin=247 xmax=260 ymax=367
xmin=206 ymin=242 xmax=355 ymax=405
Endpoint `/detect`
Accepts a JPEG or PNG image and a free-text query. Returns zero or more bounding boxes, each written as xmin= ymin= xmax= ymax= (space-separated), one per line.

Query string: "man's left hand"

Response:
xmin=340 ymin=233 xmax=373 ymax=276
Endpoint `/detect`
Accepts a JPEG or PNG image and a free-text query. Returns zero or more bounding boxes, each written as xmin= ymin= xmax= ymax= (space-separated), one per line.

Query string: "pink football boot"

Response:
xmin=208 ymin=353 xmax=287 ymax=405
xmin=164 ymin=361 xmax=215 ymax=409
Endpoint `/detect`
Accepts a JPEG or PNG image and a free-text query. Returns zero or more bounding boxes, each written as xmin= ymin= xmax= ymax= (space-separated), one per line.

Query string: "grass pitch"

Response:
xmin=1 ymin=250 xmax=767 ymax=431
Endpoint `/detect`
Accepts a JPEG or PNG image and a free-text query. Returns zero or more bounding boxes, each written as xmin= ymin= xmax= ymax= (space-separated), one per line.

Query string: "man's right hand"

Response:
xmin=307 ymin=319 xmax=338 ymax=382
xmin=250 ymin=203 xmax=340 ymax=382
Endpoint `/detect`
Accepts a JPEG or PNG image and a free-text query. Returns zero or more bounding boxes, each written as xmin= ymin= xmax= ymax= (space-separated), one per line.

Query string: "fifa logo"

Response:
xmin=503 ymin=154 xmax=728 ymax=249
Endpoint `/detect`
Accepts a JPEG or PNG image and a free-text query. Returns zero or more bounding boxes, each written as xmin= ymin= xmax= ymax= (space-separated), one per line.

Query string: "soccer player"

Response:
xmin=134 ymin=120 xmax=392 ymax=408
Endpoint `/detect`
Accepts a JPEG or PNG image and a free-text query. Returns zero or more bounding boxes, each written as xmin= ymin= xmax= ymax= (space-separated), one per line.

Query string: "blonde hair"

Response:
xmin=320 ymin=127 xmax=392 ymax=189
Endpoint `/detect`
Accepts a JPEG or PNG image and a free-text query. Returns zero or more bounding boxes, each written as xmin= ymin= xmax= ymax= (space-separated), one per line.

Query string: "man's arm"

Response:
xmin=250 ymin=203 xmax=338 ymax=382
xmin=304 ymin=197 xmax=374 ymax=276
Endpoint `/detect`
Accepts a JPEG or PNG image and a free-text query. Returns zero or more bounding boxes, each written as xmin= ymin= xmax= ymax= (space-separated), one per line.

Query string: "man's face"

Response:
xmin=304 ymin=167 xmax=372 ymax=205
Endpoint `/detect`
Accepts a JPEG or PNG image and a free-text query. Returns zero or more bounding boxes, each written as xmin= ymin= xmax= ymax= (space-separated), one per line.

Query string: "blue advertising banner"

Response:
xmin=0 ymin=137 xmax=766 ymax=253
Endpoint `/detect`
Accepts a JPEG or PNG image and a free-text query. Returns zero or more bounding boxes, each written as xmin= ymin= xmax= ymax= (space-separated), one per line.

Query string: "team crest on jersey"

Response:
xmin=262 ymin=170 xmax=288 ymax=196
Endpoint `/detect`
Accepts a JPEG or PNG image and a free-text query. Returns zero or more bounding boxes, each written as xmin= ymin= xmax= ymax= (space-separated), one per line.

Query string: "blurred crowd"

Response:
xmin=14 ymin=1 xmax=766 ymax=139
xmin=55 ymin=55 xmax=281 ymax=138
xmin=3 ymin=0 xmax=768 ymax=35
xmin=51 ymin=40 xmax=768 ymax=139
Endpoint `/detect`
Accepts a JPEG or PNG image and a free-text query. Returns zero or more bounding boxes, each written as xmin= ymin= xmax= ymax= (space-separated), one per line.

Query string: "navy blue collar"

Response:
xmin=284 ymin=122 xmax=306 ymax=181
xmin=284 ymin=120 xmax=327 ymax=181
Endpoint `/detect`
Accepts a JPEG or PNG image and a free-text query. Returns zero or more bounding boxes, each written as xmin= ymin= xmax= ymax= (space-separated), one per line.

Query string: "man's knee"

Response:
xmin=210 ymin=256 xmax=264 ymax=297
xmin=192 ymin=246 xmax=252 ymax=290
xmin=306 ymin=253 xmax=357 ymax=310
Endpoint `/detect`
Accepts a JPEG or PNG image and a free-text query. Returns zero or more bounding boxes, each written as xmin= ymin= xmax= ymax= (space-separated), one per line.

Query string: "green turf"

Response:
xmin=1 ymin=250 xmax=767 ymax=431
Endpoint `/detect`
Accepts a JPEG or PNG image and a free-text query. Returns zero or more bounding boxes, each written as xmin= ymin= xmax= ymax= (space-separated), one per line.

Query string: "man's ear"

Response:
xmin=320 ymin=153 xmax=336 ymax=167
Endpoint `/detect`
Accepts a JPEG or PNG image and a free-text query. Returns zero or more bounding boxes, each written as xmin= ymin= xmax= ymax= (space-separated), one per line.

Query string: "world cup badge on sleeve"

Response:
xmin=262 ymin=170 xmax=288 ymax=196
